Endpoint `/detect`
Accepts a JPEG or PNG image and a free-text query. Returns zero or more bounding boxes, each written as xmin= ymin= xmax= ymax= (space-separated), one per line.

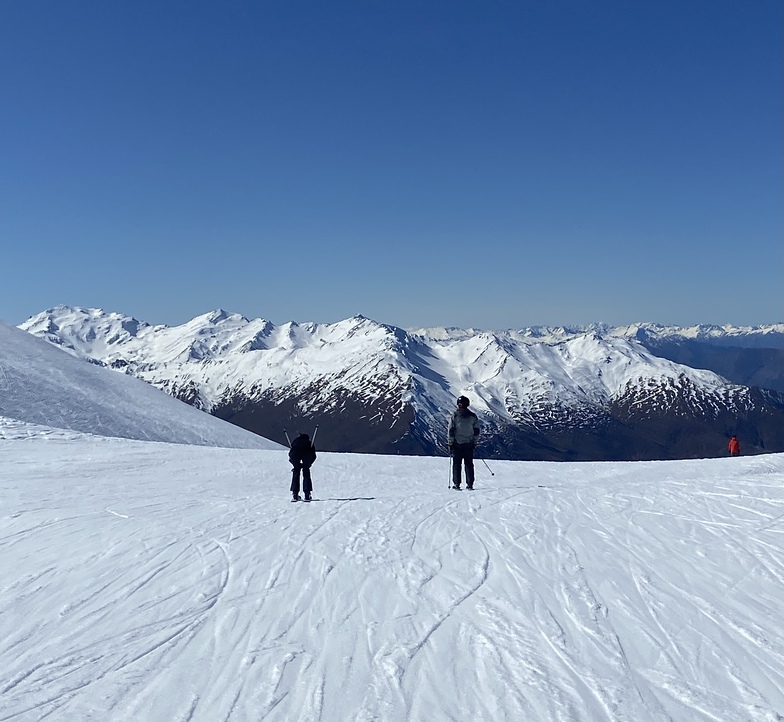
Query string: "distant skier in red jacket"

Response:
xmin=728 ymin=435 xmax=740 ymax=456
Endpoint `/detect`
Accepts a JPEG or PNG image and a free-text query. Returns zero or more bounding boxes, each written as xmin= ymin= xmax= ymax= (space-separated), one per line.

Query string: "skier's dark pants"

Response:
xmin=290 ymin=463 xmax=313 ymax=497
xmin=452 ymin=443 xmax=475 ymax=487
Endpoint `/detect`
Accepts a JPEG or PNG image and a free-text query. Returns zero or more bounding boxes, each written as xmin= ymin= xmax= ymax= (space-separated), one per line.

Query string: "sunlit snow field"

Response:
xmin=2 ymin=420 xmax=783 ymax=721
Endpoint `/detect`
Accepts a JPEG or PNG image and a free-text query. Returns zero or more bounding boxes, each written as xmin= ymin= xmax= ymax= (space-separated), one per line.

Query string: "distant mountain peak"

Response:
xmin=199 ymin=308 xmax=249 ymax=325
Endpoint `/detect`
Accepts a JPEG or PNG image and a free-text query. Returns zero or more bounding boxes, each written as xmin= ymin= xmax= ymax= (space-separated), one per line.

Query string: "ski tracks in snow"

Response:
xmin=1 ymin=443 xmax=784 ymax=721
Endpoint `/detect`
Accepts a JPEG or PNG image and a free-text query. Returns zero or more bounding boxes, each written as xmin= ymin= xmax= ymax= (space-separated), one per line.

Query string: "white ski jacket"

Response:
xmin=448 ymin=409 xmax=480 ymax=445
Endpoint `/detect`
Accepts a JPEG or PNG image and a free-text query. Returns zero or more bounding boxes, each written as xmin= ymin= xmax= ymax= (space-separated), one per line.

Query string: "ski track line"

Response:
xmin=138 ymin=504 xmax=311 ymax=721
xmin=224 ymin=497 xmax=361 ymax=722
xmin=545 ymin=481 xmax=770 ymax=721
xmin=340 ymin=496 xmax=487 ymax=721
xmin=547 ymin=503 xmax=651 ymax=720
xmin=2 ymin=506 xmax=266 ymax=721
xmin=506 ymin=513 xmax=614 ymax=722
xmin=395 ymin=491 xmax=552 ymax=720
xmin=616 ymin=488 xmax=784 ymax=719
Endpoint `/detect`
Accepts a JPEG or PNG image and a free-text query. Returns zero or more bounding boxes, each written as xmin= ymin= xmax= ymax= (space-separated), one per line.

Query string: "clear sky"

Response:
xmin=1 ymin=0 xmax=782 ymax=330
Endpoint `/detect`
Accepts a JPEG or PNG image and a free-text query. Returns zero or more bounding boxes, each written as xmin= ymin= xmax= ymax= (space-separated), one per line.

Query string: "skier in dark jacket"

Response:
xmin=448 ymin=395 xmax=481 ymax=490
xmin=289 ymin=432 xmax=317 ymax=501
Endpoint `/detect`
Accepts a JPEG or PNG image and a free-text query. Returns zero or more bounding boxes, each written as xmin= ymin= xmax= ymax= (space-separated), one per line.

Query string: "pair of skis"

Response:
xmin=283 ymin=425 xmax=319 ymax=448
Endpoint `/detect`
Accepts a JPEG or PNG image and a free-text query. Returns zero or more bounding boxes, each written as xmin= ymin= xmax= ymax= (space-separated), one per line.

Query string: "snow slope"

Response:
xmin=1 ymin=422 xmax=783 ymax=721
xmin=0 ymin=321 xmax=280 ymax=449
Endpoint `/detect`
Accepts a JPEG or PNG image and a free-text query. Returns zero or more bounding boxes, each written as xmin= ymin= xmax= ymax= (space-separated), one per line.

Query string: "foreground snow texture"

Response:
xmin=2 ymin=426 xmax=783 ymax=721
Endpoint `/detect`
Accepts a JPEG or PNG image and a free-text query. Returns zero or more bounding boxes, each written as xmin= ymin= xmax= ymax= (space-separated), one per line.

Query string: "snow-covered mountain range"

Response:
xmin=414 ymin=320 xmax=784 ymax=348
xmin=19 ymin=306 xmax=784 ymax=460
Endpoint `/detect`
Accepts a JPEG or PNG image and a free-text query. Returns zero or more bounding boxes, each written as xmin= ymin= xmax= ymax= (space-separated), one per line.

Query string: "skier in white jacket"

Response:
xmin=448 ymin=395 xmax=481 ymax=489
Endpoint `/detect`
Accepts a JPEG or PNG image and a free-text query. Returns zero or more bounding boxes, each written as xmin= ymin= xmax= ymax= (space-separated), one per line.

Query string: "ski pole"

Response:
xmin=448 ymin=452 xmax=452 ymax=489
xmin=283 ymin=429 xmax=292 ymax=447
xmin=311 ymin=425 xmax=319 ymax=446
xmin=480 ymin=458 xmax=495 ymax=476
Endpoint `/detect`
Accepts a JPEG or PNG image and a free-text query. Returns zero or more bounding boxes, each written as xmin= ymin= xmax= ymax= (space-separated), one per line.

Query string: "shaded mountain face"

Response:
xmin=19 ymin=307 xmax=784 ymax=460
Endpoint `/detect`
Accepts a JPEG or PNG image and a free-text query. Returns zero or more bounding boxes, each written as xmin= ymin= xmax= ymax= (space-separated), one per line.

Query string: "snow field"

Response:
xmin=1 ymin=430 xmax=783 ymax=721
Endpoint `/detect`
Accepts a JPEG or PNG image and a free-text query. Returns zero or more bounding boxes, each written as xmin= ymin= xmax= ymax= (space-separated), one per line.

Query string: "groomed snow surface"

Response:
xmin=2 ymin=421 xmax=783 ymax=721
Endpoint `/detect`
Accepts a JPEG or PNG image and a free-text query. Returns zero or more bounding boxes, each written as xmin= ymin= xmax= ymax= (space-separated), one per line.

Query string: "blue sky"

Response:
xmin=1 ymin=0 xmax=781 ymax=329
